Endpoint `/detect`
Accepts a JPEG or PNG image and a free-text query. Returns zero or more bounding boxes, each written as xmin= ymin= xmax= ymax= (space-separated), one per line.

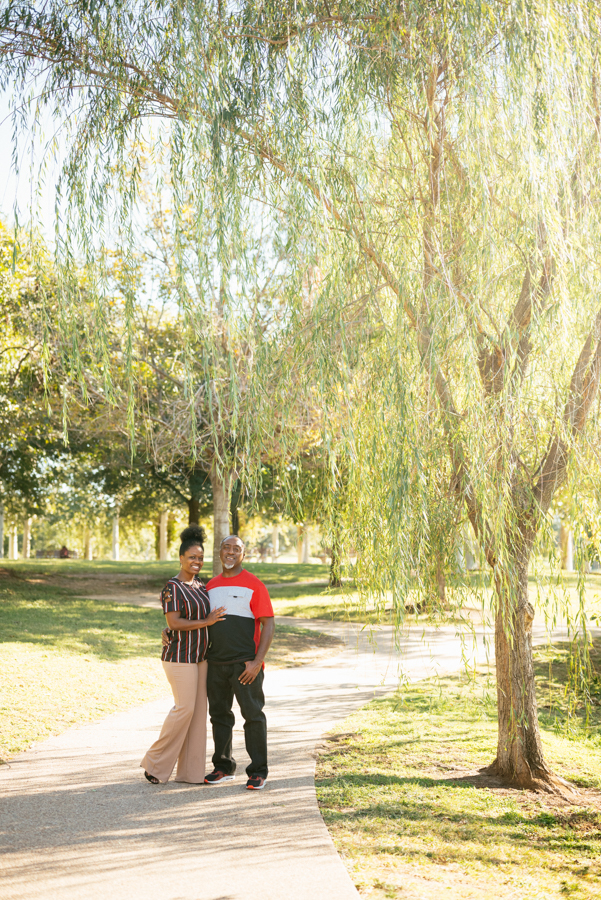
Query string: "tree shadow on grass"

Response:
xmin=0 ymin=583 xmax=163 ymax=661
xmin=317 ymin=771 xmax=601 ymax=865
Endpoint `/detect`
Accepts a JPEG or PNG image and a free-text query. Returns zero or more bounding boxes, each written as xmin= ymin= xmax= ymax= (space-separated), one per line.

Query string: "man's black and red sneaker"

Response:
xmin=246 ymin=775 xmax=266 ymax=790
xmin=204 ymin=770 xmax=235 ymax=786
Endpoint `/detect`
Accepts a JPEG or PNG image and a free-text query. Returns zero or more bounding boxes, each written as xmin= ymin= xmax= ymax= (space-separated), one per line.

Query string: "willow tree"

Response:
xmin=100 ymin=173 xmax=299 ymax=570
xmin=4 ymin=1 xmax=601 ymax=792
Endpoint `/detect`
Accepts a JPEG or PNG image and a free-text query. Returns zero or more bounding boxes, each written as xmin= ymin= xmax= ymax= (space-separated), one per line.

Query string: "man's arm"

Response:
xmin=238 ymin=616 xmax=275 ymax=685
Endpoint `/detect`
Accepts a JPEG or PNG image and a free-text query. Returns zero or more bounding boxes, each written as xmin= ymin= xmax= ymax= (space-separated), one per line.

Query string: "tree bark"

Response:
xmin=9 ymin=525 xmax=18 ymax=560
xmin=188 ymin=496 xmax=200 ymax=524
xmin=230 ymin=479 xmax=243 ymax=536
xmin=22 ymin=517 xmax=31 ymax=559
xmin=560 ymin=523 xmax=574 ymax=572
xmin=158 ymin=511 xmax=168 ymax=560
xmin=485 ymin=537 xmax=575 ymax=794
xmin=112 ymin=514 xmax=120 ymax=561
xmin=302 ymin=526 xmax=310 ymax=563
xmin=296 ymin=524 xmax=304 ymax=563
xmin=0 ymin=505 xmax=4 ymax=559
xmin=271 ymin=524 xmax=279 ymax=562
xmin=209 ymin=463 xmax=234 ymax=575
xmin=329 ymin=544 xmax=342 ymax=588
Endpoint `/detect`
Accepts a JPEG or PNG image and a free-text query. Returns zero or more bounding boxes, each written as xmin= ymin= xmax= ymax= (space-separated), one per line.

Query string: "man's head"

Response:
xmin=220 ymin=535 xmax=245 ymax=575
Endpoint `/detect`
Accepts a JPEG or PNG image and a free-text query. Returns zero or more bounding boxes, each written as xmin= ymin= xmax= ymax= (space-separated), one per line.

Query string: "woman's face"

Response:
xmin=180 ymin=545 xmax=204 ymax=577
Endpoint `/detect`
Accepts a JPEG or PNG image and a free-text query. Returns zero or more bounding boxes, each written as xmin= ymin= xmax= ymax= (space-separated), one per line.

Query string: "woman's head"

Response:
xmin=179 ymin=524 xmax=206 ymax=557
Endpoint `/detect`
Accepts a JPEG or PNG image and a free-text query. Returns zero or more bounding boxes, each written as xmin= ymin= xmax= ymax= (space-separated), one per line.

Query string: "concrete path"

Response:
xmin=0 ymin=617 xmax=588 ymax=900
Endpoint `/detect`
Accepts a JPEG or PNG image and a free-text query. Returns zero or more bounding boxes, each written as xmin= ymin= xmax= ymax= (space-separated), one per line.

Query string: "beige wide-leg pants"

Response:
xmin=140 ymin=660 xmax=207 ymax=783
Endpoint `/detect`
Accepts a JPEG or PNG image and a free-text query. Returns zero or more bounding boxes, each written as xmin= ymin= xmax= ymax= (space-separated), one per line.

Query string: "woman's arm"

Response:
xmin=165 ymin=606 xmax=226 ymax=632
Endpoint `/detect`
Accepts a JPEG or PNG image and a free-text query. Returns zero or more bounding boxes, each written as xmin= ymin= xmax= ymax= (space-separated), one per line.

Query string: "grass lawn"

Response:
xmin=0 ymin=558 xmax=329 ymax=585
xmin=4 ymin=560 xmax=600 ymax=626
xmin=316 ymin=639 xmax=601 ymax=900
xmin=269 ymin=571 xmax=601 ymax=628
xmin=0 ymin=565 xmax=342 ymax=760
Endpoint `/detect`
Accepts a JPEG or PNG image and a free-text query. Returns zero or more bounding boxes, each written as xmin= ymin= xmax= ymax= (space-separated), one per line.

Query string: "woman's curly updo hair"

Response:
xmin=179 ymin=524 xmax=206 ymax=557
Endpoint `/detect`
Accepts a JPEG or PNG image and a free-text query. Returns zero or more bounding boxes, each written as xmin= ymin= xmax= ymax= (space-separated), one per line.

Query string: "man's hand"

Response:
xmin=239 ymin=659 xmax=262 ymax=685
xmin=161 ymin=628 xmax=170 ymax=647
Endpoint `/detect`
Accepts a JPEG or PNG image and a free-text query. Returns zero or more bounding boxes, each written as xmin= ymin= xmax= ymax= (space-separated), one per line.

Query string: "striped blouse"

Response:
xmin=161 ymin=576 xmax=211 ymax=664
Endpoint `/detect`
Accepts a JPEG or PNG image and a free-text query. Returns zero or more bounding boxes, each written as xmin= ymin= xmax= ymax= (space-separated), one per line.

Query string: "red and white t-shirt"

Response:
xmin=206 ymin=569 xmax=273 ymax=664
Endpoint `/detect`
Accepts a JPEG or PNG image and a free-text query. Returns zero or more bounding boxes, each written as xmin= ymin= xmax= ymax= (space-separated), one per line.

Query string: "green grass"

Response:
xmin=316 ymin=640 xmax=601 ymax=900
xmin=0 ymin=558 xmax=329 ymax=587
xmin=4 ymin=559 xmax=600 ymax=625
xmin=0 ymin=574 xmax=168 ymax=759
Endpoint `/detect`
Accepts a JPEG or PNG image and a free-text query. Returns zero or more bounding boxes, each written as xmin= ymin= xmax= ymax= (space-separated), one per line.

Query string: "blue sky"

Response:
xmin=0 ymin=87 xmax=61 ymax=238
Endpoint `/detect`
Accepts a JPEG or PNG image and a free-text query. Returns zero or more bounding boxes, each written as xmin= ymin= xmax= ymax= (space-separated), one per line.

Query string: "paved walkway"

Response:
xmin=0 ymin=617 xmax=586 ymax=900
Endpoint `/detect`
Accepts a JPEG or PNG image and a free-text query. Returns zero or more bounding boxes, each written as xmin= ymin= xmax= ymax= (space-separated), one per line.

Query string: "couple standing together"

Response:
xmin=141 ymin=525 xmax=275 ymax=791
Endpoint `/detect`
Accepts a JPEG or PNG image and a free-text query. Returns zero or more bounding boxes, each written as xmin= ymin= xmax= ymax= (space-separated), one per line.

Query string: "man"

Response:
xmin=203 ymin=535 xmax=275 ymax=791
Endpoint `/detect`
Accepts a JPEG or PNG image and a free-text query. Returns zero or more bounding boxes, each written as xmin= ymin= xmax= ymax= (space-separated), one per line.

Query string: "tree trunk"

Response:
xmin=302 ymin=526 xmax=310 ymax=563
xmin=188 ymin=496 xmax=200 ymax=524
xmin=231 ymin=504 xmax=240 ymax=536
xmin=230 ymin=479 xmax=243 ymax=536
xmin=84 ymin=528 xmax=93 ymax=561
xmin=0 ymin=505 xmax=4 ymax=559
xmin=9 ymin=525 xmax=18 ymax=560
xmin=329 ymin=544 xmax=342 ymax=588
xmin=296 ymin=524 xmax=303 ymax=563
xmin=112 ymin=514 xmax=120 ymax=561
xmin=560 ymin=523 xmax=574 ymax=572
xmin=158 ymin=511 xmax=168 ymax=560
xmin=22 ymin=517 xmax=32 ymax=559
xmin=485 ymin=542 xmax=575 ymax=794
xmin=271 ymin=524 xmax=279 ymax=562
xmin=209 ymin=463 xmax=234 ymax=575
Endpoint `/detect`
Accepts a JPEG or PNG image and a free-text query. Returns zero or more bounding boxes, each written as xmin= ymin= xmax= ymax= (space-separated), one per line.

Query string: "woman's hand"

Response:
xmin=205 ymin=606 xmax=227 ymax=626
xmin=163 ymin=606 xmax=227 ymax=635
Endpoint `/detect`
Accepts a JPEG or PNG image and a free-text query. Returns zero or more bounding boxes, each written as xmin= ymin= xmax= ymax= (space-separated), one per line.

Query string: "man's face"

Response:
xmin=220 ymin=537 xmax=245 ymax=570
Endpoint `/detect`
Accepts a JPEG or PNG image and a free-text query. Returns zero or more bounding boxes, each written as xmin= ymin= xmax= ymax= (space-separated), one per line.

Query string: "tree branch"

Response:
xmin=534 ymin=307 xmax=601 ymax=510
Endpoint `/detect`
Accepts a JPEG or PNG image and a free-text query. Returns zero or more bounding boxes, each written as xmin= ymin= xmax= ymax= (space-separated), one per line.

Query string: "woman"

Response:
xmin=140 ymin=525 xmax=226 ymax=784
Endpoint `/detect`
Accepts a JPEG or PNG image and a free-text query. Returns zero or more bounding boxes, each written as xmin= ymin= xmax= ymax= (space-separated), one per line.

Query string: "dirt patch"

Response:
xmin=19 ymin=570 xmax=165 ymax=604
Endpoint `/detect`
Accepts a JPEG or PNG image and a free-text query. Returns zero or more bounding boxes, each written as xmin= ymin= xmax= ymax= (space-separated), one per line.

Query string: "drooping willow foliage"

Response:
xmin=4 ymin=1 xmax=601 ymax=784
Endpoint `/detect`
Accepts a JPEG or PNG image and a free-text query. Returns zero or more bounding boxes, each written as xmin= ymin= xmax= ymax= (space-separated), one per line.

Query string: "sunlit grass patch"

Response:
xmin=316 ymin=647 xmax=601 ymax=900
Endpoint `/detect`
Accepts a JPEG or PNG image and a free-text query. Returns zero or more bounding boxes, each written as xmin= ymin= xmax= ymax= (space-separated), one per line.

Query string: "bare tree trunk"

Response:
xmin=188 ymin=496 xmax=200 ymax=524
xmin=296 ymin=524 xmax=303 ymax=563
xmin=84 ymin=528 xmax=93 ymax=561
xmin=329 ymin=544 xmax=342 ymax=588
xmin=22 ymin=517 xmax=32 ymax=559
xmin=209 ymin=463 xmax=234 ymax=575
xmin=302 ymin=526 xmax=310 ymax=563
xmin=158 ymin=511 xmax=168 ymax=560
xmin=230 ymin=479 xmax=243 ymax=536
xmin=485 ymin=539 xmax=574 ymax=794
xmin=271 ymin=524 xmax=279 ymax=562
xmin=9 ymin=525 xmax=18 ymax=560
xmin=0 ymin=505 xmax=4 ymax=559
xmin=560 ymin=523 xmax=574 ymax=571
xmin=112 ymin=514 xmax=120 ymax=561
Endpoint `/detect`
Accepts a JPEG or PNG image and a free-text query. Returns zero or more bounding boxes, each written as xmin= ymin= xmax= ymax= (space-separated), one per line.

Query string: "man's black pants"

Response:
xmin=207 ymin=662 xmax=268 ymax=778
